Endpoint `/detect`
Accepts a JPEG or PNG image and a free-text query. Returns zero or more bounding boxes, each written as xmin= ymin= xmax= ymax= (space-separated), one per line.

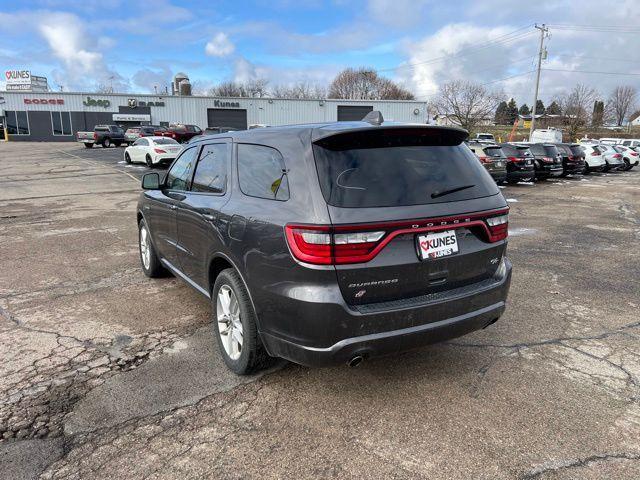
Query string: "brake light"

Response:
xmin=478 ymin=156 xmax=490 ymax=164
xmin=154 ymin=148 xmax=166 ymax=154
xmin=568 ymin=155 xmax=575 ymax=160
xmin=139 ymin=133 xmax=143 ymax=137
xmin=590 ymin=151 xmax=600 ymax=156
xmin=285 ymin=209 xmax=509 ymax=265
xmin=93 ymin=132 xmax=97 ymax=140
xmin=507 ymin=156 xmax=519 ymax=163
xmin=631 ymin=152 xmax=639 ymax=157
xmin=542 ymin=157 xmax=554 ymax=163
xmin=614 ymin=154 xmax=622 ymax=159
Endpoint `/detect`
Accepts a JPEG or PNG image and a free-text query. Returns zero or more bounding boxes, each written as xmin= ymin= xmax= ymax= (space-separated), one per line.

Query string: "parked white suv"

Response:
xmin=614 ymin=145 xmax=639 ymax=171
xmin=580 ymin=144 xmax=607 ymax=173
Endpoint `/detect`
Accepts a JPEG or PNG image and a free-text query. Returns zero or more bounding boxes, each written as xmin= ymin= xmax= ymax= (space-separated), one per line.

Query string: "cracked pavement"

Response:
xmin=1 ymin=142 xmax=639 ymax=479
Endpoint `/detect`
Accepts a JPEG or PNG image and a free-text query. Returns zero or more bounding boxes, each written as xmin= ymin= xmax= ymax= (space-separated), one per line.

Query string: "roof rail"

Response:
xmin=362 ymin=110 xmax=384 ymax=125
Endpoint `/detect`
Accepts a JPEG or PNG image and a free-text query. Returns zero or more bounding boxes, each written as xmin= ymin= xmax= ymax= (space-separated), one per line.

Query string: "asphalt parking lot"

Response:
xmin=1 ymin=141 xmax=640 ymax=479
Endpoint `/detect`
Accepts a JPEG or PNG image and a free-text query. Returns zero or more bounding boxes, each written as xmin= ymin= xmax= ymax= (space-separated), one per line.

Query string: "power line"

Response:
xmin=413 ymin=69 xmax=536 ymax=98
xmin=546 ymin=24 xmax=640 ymax=34
xmin=542 ymin=68 xmax=640 ymax=76
xmin=376 ymin=25 xmax=535 ymax=73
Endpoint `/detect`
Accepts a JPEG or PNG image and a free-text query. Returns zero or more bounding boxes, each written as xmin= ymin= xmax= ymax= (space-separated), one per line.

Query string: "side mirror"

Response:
xmin=142 ymin=172 xmax=161 ymax=190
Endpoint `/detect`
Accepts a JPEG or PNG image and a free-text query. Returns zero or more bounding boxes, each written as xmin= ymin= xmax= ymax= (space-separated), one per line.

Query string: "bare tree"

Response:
xmin=272 ymin=82 xmax=327 ymax=99
xmin=208 ymin=78 xmax=270 ymax=98
xmin=608 ymin=85 xmax=637 ymax=126
xmin=559 ymin=84 xmax=598 ymax=139
xmin=96 ymin=83 xmax=113 ymax=94
xmin=328 ymin=67 xmax=414 ymax=100
xmin=432 ymin=80 xmax=501 ymax=133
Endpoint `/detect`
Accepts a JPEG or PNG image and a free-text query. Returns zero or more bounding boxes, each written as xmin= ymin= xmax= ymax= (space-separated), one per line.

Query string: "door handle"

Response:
xmin=170 ymin=205 xmax=177 ymax=210
xmin=201 ymin=213 xmax=217 ymax=222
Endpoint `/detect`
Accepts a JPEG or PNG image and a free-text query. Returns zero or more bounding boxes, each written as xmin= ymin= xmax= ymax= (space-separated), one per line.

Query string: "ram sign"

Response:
xmin=5 ymin=70 xmax=32 ymax=91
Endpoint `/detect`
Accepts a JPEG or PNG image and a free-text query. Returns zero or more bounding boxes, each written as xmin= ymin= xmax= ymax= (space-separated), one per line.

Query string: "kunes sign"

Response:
xmin=214 ymin=100 xmax=240 ymax=108
xmin=83 ymin=96 xmax=111 ymax=108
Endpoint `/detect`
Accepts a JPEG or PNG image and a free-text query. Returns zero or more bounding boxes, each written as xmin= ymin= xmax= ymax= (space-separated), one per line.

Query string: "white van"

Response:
xmin=530 ymin=128 xmax=563 ymax=143
xmin=620 ymin=139 xmax=640 ymax=148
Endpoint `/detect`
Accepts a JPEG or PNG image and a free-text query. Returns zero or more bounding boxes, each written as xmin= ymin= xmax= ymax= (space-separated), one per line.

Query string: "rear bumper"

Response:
xmin=259 ymin=258 xmax=512 ymax=367
xmin=507 ymin=170 xmax=534 ymax=182
xmin=563 ymin=161 xmax=585 ymax=174
xmin=536 ymin=164 xmax=563 ymax=178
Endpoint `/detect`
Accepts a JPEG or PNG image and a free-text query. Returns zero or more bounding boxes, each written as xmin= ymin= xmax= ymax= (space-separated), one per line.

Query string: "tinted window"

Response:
xmin=528 ymin=144 xmax=545 ymax=155
xmin=314 ymin=131 xmax=498 ymax=208
xmin=16 ymin=111 xmax=29 ymax=134
xmin=192 ymin=144 xmax=229 ymax=194
xmin=95 ymin=127 xmax=108 ymax=132
xmin=484 ymin=146 xmax=505 ymax=158
xmin=543 ymin=145 xmax=560 ymax=157
xmin=6 ymin=111 xmax=17 ymax=135
xmin=569 ymin=145 xmax=584 ymax=156
xmin=166 ymin=147 xmax=197 ymax=190
xmin=153 ymin=138 xmax=178 ymax=145
xmin=500 ymin=145 xmax=531 ymax=158
xmin=52 ymin=112 xmax=62 ymax=135
xmin=61 ymin=112 xmax=72 ymax=135
xmin=238 ymin=144 xmax=289 ymax=201
xmin=134 ymin=138 xmax=148 ymax=146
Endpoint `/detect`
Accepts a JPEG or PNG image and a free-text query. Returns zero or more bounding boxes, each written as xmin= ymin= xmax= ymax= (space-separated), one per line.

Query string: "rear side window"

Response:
xmin=543 ymin=145 xmax=560 ymax=157
xmin=528 ymin=144 xmax=545 ymax=155
xmin=192 ymin=144 xmax=228 ymax=194
xmin=500 ymin=145 xmax=530 ymax=158
xmin=237 ymin=144 xmax=289 ymax=201
xmin=313 ymin=130 xmax=499 ymax=208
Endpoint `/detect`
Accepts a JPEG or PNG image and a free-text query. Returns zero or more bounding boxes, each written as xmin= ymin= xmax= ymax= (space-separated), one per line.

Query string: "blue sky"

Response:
xmin=1 ymin=0 xmax=639 ymax=103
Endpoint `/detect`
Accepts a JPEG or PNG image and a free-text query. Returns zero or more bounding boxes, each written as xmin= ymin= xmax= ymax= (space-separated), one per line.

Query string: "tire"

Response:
xmin=102 ymin=138 xmax=111 ymax=148
xmin=83 ymin=143 xmax=94 ymax=149
xmin=125 ymin=152 xmax=132 ymax=164
xmin=584 ymin=163 xmax=590 ymax=175
xmin=212 ymin=268 xmax=271 ymax=375
xmin=146 ymin=154 xmax=154 ymax=168
xmin=138 ymin=219 xmax=166 ymax=278
xmin=114 ymin=141 xmax=122 ymax=147
xmin=623 ymin=158 xmax=631 ymax=171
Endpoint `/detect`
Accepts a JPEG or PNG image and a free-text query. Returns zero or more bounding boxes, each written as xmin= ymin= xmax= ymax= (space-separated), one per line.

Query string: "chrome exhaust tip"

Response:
xmin=347 ymin=355 xmax=364 ymax=367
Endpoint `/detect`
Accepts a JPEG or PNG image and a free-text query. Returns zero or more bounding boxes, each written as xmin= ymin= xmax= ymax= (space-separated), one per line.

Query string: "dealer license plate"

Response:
xmin=417 ymin=230 xmax=459 ymax=260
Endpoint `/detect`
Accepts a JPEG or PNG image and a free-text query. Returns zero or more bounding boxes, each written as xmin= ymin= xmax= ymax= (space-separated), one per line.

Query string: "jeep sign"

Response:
xmin=83 ymin=96 xmax=111 ymax=108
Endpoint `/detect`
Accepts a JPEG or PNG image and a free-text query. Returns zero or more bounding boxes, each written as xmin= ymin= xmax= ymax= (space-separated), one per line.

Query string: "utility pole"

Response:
xmin=529 ymin=23 xmax=549 ymax=139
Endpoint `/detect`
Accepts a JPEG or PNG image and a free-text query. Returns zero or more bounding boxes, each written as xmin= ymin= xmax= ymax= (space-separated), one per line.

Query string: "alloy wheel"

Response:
xmin=139 ymin=226 xmax=151 ymax=270
xmin=216 ymin=285 xmax=243 ymax=360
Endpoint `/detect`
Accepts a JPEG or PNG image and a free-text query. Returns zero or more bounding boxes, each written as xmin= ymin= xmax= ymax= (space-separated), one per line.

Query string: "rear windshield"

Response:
xmin=569 ymin=145 xmax=584 ymax=155
xmin=312 ymin=129 xmax=499 ymax=208
xmin=500 ymin=145 xmax=531 ymax=158
xmin=153 ymin=138 xmax=179 ymax=145
xmin=542 ymin=145 xmax=559 ymax=157
xmin=483 ymin=146 xmax=505 ymax=158
xmin=528 ymin=144 xmax=545 ymax=156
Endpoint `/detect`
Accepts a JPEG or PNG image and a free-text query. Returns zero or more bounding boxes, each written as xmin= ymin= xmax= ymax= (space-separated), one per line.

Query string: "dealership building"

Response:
xmin=0 ymin=90 xmax=430 ymax=142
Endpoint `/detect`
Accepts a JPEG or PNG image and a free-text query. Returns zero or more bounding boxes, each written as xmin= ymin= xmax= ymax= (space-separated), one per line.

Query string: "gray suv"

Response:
xmin=137 ymin=113 xmax=513 ymax=374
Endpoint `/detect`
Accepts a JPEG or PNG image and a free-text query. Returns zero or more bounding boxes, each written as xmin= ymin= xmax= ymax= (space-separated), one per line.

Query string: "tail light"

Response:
xmin=568 ymin=155 xmax=575 ymax=160
xmin=542 ymin=157 xmax=554 ymax=163
xmin=154 ymin=148 xmax=166 ymax=154
xmin=478 ymin=156 xmax=490 ymax=164
xmin=614 ymin=154 xmax=622 ymax=159
xmin=590 ymin=151 xmax=600 ymax=156
xmin=139 ymin=133 xmax=144 ymax=137
xmin=285 ymin=209 xmax=509 ymax=265
xmin=93 ymin=132 xmax=98 ymax=140
xmin=631 ymin=152 xmax=639 ymax=157
xmin=507 ymin=156 xmax=519 ymax=163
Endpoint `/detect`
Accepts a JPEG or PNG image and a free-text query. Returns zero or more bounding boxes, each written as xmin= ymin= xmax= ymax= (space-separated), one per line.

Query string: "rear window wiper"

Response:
xmin=431 ymin=184 xmax=475 ymax=199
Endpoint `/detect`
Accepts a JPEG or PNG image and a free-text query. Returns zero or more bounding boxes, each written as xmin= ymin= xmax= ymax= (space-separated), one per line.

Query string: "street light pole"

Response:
xmin=529 ymin=23 xmax=549 ymax=140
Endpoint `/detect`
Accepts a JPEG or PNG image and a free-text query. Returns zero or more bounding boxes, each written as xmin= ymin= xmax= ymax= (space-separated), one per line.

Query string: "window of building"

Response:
xmin=237 ymin=144 xmax=289 ymax=201
xmin=5 ymin=111 xmax=30 ymax=135
xmin=192 ymin=143 xmax=229 ymax=194
xmin=50 ymin=112 xmax=73 ymax=136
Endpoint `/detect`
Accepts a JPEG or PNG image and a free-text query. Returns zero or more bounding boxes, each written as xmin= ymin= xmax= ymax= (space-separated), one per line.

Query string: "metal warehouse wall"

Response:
xmin=0 ymin=91 xmax=430 ymax=140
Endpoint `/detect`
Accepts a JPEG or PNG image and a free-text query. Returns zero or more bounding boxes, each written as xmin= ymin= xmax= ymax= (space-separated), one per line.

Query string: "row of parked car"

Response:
xmin=467 ymin=139 xmax=639 ymax=184
xmin=76 ymin=123 xmax=204 ymax=148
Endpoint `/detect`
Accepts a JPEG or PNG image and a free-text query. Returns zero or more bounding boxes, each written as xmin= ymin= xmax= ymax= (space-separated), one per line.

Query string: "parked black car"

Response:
xmin=556 ymin=143 xmax=586 ymax=176
xmin=467 ymin=142 xmax=508 ymax=184
xmin=499 ymin=143 xmax=535 ymax=183
xmin=137 ymin=115 xmax=512 ymax=374
xmin=526 ymin=143 xmax=563 ymax=180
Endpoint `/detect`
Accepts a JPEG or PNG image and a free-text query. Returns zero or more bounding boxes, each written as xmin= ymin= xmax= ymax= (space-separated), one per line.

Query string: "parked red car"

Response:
xmin=161 ymin=124 xmax=203 ymax=143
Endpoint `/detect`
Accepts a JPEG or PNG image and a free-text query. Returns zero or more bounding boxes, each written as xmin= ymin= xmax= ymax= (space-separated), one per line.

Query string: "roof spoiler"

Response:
xmin=362 ymin=110 xmax=384 ymax=125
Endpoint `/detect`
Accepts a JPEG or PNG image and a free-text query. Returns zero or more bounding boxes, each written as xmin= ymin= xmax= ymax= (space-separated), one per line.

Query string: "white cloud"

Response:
xmin=205 ymin=32 xmax=235 ymax=58
xmin=367 ymin=0 xmax=431 ymax=27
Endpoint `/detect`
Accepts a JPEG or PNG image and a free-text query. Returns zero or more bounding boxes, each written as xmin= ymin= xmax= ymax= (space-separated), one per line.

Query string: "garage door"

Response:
xmin=207 ymin=109 xmax=248 ymax=131
xmin=337 ymin=105 xmax=374 ymax=122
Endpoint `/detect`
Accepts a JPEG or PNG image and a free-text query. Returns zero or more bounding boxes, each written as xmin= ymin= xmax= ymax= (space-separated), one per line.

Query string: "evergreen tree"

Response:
xmin=546 ymin=101 xmax=562 ymax=115
xmin=494 ymin=101 xmax=508 ymax=124
xmin=535 ymin=99 xmax=545 ymax=115
xmin=506 ymin=98 xmax=518 ymax=124
xmin=592 ymin=100 xmax=605 ymax=127
xmin=519 ymin=104 xmax=530 ymax=115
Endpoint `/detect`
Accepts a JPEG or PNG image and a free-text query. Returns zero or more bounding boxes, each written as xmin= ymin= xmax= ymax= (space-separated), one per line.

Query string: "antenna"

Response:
xmin=362 ymin=110 xmax=384 ymax=125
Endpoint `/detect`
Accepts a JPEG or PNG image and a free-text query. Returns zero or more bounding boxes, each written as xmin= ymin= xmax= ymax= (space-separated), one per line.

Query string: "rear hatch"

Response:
xmin=500 ymin=144 xmax=534 ymax=170
xmin=305 ymin=127 xmax=508 ymax=306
